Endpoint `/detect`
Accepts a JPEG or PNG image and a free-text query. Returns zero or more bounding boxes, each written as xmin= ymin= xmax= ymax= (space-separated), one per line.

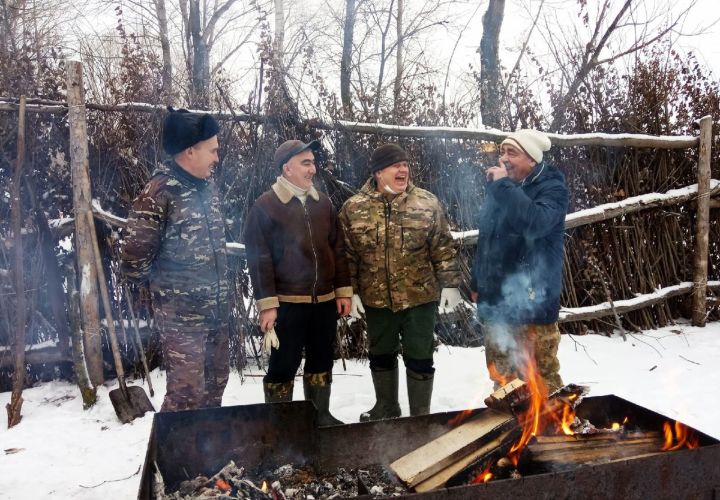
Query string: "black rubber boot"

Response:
xmin=303 ymin=372 xmax=344 ymax=426
xmin=359 ymin=367 xmax=402 ymax=422
xmin=407 ymin=369 xmax=434 ymax=416
xmin=263 ymin=380 xmax=294 ymax=403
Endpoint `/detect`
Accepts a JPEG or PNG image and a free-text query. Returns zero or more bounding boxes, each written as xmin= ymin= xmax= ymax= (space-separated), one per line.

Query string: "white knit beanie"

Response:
xmin=501 ymin=129 xmax=551 ymax=163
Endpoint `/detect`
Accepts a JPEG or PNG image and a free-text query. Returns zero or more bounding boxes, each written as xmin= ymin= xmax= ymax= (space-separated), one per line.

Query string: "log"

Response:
xmin=7 ymin=95 xmax=27 ymax=428
xmin=692 ymin=116 xmax=712 ymax=327
xmin=526 ymin=431 xmax=662 ymax=471
xmin=390 ymin=409 xmax=516 ymax=488
xmin=67 ymin=60 xmax=104 ymax=386
xmin=0 ymin=97 xmax=700 ymax=148
xmin=414 ymin=427 xmax=521 ymax=492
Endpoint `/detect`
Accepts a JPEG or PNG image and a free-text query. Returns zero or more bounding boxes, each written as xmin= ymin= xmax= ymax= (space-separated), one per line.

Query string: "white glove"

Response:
xmin=350 ymin=294 xmax=365 ymax=319
xmin=439 ymin=287 xmax=463 ymax=314
xmin=262 ymin=327 xmax=280 ymax=354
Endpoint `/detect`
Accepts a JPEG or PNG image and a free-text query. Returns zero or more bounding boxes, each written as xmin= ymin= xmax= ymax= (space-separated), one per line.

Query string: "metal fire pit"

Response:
xmin=139 ymin=395 xmax=720 ymax=499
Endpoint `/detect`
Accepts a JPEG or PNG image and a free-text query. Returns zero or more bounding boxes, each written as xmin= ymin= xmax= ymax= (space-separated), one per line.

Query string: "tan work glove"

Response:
xmin=263 ymin=327 xmax=280 ymax=354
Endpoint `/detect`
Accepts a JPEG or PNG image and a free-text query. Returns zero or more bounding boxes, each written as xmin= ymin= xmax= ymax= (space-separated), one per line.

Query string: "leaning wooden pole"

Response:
xmin=692 ymin=115 xmax=712 ymax=327
xmin=7 ymin=96 xmax=27 ymax=428
xmin=67 ymin=60 xmax=104 ymax=385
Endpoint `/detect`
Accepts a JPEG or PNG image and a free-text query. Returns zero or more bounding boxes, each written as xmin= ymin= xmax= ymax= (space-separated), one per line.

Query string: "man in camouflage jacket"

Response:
xmin=121 ymin=109 xmax=229 ymax=412
xmin=244 ymin=139 xmax=352 ymax=426
xmin=339 ymin=143 xmax=461 ymax=421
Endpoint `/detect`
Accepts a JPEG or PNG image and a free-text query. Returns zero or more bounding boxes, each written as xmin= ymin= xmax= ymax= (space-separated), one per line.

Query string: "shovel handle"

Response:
xmin=86 ymin=210 xmax=128 ymax=396
xmin=124 ymin=287 xmax=154 ymax=396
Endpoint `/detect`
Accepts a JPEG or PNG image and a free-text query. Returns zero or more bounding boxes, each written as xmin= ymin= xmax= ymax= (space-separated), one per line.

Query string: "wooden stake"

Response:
xmin=692 ymin=115 xmax=712 ymax=327
xmin=67 ymin=60 xmax=104 ymax=385
xmin=6 ymin=96 xmax=27 ymax=428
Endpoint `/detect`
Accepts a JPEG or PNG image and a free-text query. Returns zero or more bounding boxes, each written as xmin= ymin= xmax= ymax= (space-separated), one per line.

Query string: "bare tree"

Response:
xmin=393 ymin=0 xmax=403 ymax=117
xmin=478 ymin=0 xmax=504 ymax=128
xmin=542 ymin=0 xmax=699 ymax=131
xmin=340 ymin=0 xmax=357 ymax=118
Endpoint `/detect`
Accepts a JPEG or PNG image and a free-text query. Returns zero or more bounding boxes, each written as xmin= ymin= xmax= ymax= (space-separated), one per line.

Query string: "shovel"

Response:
xmin=87 ymin=211 xmax=155 ymax=423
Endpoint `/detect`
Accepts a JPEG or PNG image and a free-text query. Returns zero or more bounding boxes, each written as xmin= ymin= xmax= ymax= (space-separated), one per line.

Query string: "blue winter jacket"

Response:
xmin=470 ymin=163 xmax=568 ymax=324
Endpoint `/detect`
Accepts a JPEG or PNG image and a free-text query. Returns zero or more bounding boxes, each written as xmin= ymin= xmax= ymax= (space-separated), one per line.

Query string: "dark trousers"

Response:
xmin=365 ymin=301 xmax=437 ymax=374
xmin=264 ymin=301 xmax=338 ymax=383
xmin=160 ymin=326 xmax=230 ymax=412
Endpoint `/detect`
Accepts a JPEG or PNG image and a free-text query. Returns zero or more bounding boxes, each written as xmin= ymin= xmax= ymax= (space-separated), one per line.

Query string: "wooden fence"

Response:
xmin=1 ymin=60 xmax=718 ymax=375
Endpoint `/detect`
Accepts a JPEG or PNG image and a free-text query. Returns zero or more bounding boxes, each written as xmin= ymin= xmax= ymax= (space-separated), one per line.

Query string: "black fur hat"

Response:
xmin=161 ymin=107 xmax=219 ymax=155
xmin=370 ymin=143 xmax=408 ymax=173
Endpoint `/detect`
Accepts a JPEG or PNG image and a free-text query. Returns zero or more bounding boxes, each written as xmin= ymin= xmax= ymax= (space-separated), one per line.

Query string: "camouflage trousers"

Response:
xmin=159 ymin=326 xmax=229 ymax=412
xmin=483 ymin=322 xmax=563 ymax=393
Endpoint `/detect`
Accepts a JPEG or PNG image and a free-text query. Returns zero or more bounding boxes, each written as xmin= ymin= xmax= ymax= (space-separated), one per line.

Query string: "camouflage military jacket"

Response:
xmin=120 ymin=161 xmax=229 ymax=331
xmin=339 ymin=179 xmax=460 ymax=312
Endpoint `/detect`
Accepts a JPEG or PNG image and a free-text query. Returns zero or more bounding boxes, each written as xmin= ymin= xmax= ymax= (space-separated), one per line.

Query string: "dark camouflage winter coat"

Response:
xmin=339 ymin=179 xmax=460 ymax=312
xmin=120 ymin=161 xmax=229 ymax=331
xmin=470 ymin=162 xmax=568 ymax=324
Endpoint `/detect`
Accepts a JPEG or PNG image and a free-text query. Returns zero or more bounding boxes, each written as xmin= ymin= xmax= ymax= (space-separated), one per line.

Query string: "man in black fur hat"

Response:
xmin=121 ymin=108 xmax=230 ymax=411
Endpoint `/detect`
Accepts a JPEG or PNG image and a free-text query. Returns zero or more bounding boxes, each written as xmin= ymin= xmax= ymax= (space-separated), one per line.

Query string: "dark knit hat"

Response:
xmin=370 ymin=144 xmax=408 ymax=173
xmin=273 ymin=139 xmax=320 ymax=168
xmin=162 ymin=108 xmax=220 ymax=155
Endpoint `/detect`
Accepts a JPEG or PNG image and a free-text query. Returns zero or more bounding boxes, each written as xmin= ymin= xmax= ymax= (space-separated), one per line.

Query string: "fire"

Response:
xmin=488 ymin=362 xmax=511 ymax=387
xmin=215 ymin=479 xmax=231 ymax=493
xmin=470 ymin=467 xmax=493 ymax=484
xmin=261 ymin=480 xmax=269 ymax=493
xmin=611 ymin=422 xmax=620 ymax=431
xmin=662 ymin=421 xmax=699 ymax=451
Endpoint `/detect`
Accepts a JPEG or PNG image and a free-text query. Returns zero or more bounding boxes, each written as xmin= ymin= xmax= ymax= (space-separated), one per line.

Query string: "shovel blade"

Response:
xmin=109 ymin=385 xmax=155 ymax=424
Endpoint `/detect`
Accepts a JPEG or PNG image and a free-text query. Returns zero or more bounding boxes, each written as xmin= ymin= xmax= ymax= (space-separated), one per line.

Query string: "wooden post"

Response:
xmin=692 ymin=115 xmax=712 ymax=327
xmin=6 ymin=96 xmax=27 ymax=428
xmin=67 ymin=60 xmax=104 ymax=385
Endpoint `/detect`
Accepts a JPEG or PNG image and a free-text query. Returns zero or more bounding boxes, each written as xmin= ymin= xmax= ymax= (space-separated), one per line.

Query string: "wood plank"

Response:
xmin=413 ymin=427 xmax=520 ymax=492
xmin=390 ymin=409 xmax=516 ymax=488
xmin=527 ymin=431 xmax=662 ymax=467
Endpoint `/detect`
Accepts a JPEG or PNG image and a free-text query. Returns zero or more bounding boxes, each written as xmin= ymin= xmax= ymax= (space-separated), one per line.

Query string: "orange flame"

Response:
xmin=215 ymin=479 xmax=231 ymax=493
xmin=488 ymin=362 xmax=511 ymax=387
xmin=470 ymin=467 xmax=494 ymax=484
xmin=260 ymin=480 xmax=269 ymax=493
xmin=662 ymin=421 xmax=699 ymax=451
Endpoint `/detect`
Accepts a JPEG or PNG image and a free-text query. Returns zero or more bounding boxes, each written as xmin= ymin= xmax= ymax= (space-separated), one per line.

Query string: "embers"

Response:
xmin=157 ymin=461 xmax=405 ymax=499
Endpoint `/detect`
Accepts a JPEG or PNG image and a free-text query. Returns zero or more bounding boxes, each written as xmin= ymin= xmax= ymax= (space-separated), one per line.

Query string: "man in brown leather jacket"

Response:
xmin=244 ymin=139 xmax=352 ymax=426
xmin=121 ymin=109 xmax=229 ymax=412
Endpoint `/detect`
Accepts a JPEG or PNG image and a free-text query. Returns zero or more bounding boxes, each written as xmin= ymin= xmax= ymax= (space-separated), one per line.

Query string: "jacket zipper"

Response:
xmin=383 ymin=199 xmax=393 ymax=309
xmin=303 ymin=202 xmax=319 ymax=303
xmin=199 ymin=189 xmax=223 ymax=321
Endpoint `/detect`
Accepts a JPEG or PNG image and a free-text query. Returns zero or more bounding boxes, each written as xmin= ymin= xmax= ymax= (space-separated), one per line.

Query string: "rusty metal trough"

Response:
xmin=139 ymin=395 xmax=720 ymax=499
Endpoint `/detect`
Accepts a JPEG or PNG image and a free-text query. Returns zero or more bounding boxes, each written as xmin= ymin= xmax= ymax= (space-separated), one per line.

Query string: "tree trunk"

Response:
xmin=340 ymin=0 xmax=356 ymax=119
xmin=66 ymin=60 xmax=104 ymax=387
xmin=154 ymin=0 xmax=173 ymax=99
xmin=393 ymin=0 xmax=404 ymax=119
xmin=7 ymin=96 xmax=27 ymax=428
xmin=189 ymin=0 xmax=210 ymax=107
xmin=274 ymin=0 xmax=285 ymax=71
xmin=23 ymin=172 xmax=70 ymax=356
xmin=479 ymin=0 xmax=505 ymax=128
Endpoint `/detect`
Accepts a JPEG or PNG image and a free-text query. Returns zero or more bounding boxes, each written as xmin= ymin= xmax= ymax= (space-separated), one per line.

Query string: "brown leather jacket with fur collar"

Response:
xmin=243 ymin=179 xmax=352 ymax=312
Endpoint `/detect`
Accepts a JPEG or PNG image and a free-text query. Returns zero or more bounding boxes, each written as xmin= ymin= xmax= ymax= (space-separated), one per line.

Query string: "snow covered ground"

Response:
xmin=1 ymin=320 xmax=719 ymax=499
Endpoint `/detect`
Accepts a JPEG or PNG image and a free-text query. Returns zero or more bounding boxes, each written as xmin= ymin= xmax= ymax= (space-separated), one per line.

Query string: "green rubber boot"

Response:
xmin=407 ymin=369 xmax=434 ymax=416
xmin=303 ymin=372 xmax=344 ymax=426
xmin=359 ymin=367 xmax=402 ymax=422
xmin=263 ymin=380 xmax=294 ymax=403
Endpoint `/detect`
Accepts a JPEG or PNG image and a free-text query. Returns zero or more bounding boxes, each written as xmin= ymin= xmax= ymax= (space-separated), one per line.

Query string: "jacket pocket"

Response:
xmin=402 ymin=219 xmax=430 ymax=252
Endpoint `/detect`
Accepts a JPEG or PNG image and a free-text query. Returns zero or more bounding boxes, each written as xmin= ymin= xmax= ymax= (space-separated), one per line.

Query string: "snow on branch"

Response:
xmin=0 ymin=97 xmax=698 ymax=148
xmin=558 ymin=281 xmax=720 ymax=323
xmin=453 ymin=180 xmax=720 ymax=246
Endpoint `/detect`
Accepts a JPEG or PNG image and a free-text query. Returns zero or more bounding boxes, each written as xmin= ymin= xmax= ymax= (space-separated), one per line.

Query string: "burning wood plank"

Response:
xmin=413 ymin=427 xmax=521 ymax=492
xmin=389 ymin=409 xmax=516 ymax=489
xmin=526 ymin=431 xmax=663 ymax=471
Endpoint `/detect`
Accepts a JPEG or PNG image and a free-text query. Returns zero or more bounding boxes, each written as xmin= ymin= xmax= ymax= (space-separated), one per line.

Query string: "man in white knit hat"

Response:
xmin=470 ymin=129 xmax=568 ymax=394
